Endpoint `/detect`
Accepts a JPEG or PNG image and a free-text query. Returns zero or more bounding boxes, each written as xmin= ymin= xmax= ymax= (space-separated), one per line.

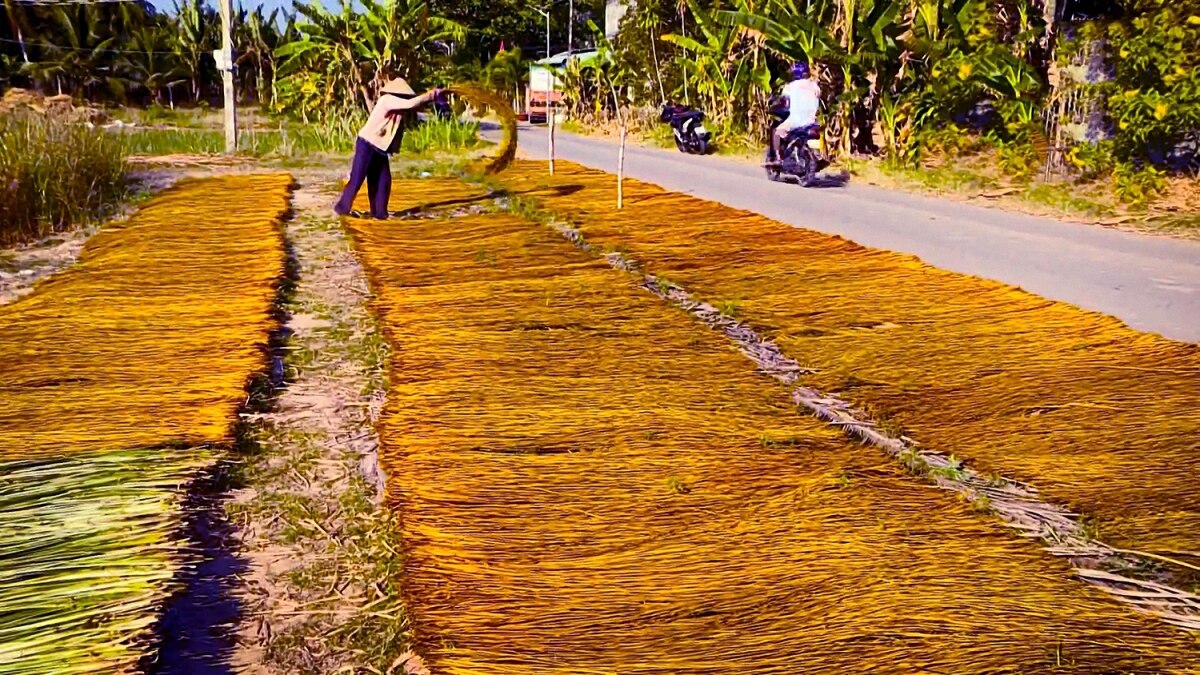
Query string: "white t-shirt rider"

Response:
xmin=780 ymin=78 xmax=821 ymax=131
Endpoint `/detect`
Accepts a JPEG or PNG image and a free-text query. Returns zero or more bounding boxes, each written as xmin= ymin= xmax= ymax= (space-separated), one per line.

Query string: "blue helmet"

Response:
xmin=791 ymin=61 xmax=810 ymax=79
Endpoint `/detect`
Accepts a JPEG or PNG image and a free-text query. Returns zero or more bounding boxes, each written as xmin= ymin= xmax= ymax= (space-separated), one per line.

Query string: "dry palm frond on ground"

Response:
xmin=344 ymin=181 xmax=1198 ymax=673
xmin=490 ymin=160 xmax=1200 ymax=560
xmin=0 ymin=175 xmax=291 ymax=673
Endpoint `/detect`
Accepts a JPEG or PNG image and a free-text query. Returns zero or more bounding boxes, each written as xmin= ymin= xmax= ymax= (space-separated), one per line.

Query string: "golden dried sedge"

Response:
xmin=0 ymin=174 xmax=291 ymax=673
xmin=344 ymin=178 xmax=1198 ymax=674
xmin=490 ymin=160 xmax=1200 ymax=559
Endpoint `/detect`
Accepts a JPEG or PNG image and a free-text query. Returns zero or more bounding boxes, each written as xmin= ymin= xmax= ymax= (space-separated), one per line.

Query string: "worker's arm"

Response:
xmin=382 ymin=89 xmax=441 ymax=115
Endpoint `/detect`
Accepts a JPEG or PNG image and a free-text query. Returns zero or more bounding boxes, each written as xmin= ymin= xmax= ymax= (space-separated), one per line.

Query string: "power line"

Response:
xmin=9 ymin=0 xmax=144 ymax=5
xmin=0 ymin=36 xmax=181 ymax=54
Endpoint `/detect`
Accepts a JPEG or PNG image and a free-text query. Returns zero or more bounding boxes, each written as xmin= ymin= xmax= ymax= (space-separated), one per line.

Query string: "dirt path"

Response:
xmin=226 ymin=172 xmax=418 ymax=673
xmin=153 ymin=169 xmax=420 ymax=674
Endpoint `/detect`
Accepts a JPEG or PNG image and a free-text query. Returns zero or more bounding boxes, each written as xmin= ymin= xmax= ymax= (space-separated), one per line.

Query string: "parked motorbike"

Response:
xmin=430 ymin=90 xmax=453 ymax=120
xmin=764 ymin=99 xmax=828 ymax=185
xmin=660 ymin=103 xmax=713 ymax=155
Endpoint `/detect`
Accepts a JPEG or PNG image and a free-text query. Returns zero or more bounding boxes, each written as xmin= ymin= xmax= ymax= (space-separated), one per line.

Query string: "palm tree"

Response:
xmin=122 ymin=24 xmax=187 ymax=105
xmin=22 ymin=4 xmax=124 ymax=98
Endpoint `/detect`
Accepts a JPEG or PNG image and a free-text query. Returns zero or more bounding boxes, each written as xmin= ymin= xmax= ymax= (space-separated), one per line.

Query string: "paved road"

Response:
xmin=502 ymin=124 xmax=1200 ymax=342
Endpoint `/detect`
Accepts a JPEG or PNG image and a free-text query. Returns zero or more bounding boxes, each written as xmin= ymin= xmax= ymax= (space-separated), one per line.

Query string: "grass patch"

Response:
xmin=400 ymin=117 xmax=481 ymax=155
xmin=109 ymin=103 xmax=219 ymax=129
xmin=898 ymin=162 xmax=998 ymax=193
xmin=0 ymin=113 xmax=128 ymax=245
xmin=929 ymin=455 xmax=968 ymax=482
xmin=119 ymin=124 xmax=358 ymax=157
xmin=121 ymin=128 xmax=225 ymax=155
xmin=1022 ymin=183 xmax=1112 ymax=219
xmin=715 ymin=298 xmax=742 ymax=318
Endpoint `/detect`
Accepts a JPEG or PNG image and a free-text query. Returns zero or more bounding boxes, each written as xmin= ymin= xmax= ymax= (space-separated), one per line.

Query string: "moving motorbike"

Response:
xmin=764 ymin=99 xmax=828 ymax=185
xmin=660 ymin=103 xmax=712 ymax=155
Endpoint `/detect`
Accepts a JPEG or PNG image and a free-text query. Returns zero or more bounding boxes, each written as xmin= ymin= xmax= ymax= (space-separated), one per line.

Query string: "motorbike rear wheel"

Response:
xmin=793 ymin=146 xmax=817 ymax=186
xmin=764 ymin=147 xmax=783 ymax=181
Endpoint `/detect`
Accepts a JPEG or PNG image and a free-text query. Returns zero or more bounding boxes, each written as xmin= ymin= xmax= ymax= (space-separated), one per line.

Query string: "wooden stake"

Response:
xmin=548 ymin=101 xmax=556 ymax=175
xmin=617 ymin=124 xmax=627 ymax=209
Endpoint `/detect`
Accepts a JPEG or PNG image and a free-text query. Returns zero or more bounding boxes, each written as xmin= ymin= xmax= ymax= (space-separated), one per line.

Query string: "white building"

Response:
xmin=605 ymin=0 xmax=633 ymax=39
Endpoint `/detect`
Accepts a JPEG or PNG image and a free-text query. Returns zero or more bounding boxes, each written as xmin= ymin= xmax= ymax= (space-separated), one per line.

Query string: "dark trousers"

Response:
xmin=335 ymin=137 xmax=391 ymax=219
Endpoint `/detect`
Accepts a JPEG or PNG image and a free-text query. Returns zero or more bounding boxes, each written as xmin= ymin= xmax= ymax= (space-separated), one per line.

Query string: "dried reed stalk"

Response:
xmin=344 ymin=179 xmax=1199 ymax=673
xmin=488 ymin=160 xmax=1200 ymax=561
xmin=446 ymin=83 xmax=517 ymax=175
xmin=0 ymin=174 xmax=291 ymax=673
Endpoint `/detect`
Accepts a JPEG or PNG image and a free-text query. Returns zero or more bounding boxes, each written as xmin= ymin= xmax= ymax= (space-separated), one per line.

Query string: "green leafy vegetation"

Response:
xmin=545 ymin=0 xmax=1196 ymax=212
xmin=400 ymin=117 xmax=482 ymax=155
xmin=0 ymin=113 xmax=127 ymax=245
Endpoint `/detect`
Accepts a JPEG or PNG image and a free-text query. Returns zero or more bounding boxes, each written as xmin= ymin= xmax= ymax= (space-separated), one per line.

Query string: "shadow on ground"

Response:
xmin=146 ymin=225 xmax=300 ymax=675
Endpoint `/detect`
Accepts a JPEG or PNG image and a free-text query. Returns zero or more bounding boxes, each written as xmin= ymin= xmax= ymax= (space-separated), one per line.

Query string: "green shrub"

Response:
xmin=1066 ymin=140 xmax=1117 ymax=180
xmin=1112 ymin=162 xmax=1167 ymax=207
xmin=997 ymin=141 xmax=1040 ymax=182
xmin=0 ymin=114 xmax=128 ymax=245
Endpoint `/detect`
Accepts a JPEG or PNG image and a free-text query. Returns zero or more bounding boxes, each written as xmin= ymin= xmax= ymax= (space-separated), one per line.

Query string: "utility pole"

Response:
xmin=216 ymin=0 xmax=237 ymax=153
xmin=567 ymin=0 xmax=573 ymax=58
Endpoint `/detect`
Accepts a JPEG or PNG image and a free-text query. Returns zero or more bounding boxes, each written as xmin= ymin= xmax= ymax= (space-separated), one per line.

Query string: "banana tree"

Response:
xmin=716 ymin=0 xmax=840 ymax=65
xmin=172 ymin=0 xmax=212 ymax=101
xmin=482 ymin=47 xmax=525 ymax=110
xmin=718 ymin=0 xmax=907 ymax=153
xmin=352 ymin=0 xmax=465 ymax=98
xmin=275 ymin=0 xmax=366 ymax=112
xmin=237 ymin=6 xmax=283 ymax=108
xmin=662 ymin=0 xmax=768 ymax=126
xmin=713 ymin=0 xmax=839 ymax=139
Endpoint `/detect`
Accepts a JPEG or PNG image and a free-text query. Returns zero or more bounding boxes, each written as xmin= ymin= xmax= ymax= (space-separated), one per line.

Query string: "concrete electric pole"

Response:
xmin=215 ymin=0 xmax=237 ymax=153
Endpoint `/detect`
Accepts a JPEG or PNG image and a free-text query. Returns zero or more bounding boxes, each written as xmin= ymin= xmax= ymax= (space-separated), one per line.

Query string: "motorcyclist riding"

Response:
xmin=771 ymin=61 xmax=821 ymax=163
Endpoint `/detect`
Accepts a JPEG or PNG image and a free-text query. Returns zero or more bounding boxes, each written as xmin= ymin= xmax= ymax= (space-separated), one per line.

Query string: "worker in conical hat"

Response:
xmin=334 ymin=77 xmax=442 ymax=219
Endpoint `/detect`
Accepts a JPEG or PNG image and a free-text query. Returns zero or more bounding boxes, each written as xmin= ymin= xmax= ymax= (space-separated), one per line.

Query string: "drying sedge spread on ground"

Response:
xmin=345 ymin=179 xmax=1198 ymax=673
xmin=0 ymin=175 xmax=290 ymax=459
xmin=0 ymin=175 xmax=290 ymax=673
xmin=488 ymin=160 xmax=1200 ymax=560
